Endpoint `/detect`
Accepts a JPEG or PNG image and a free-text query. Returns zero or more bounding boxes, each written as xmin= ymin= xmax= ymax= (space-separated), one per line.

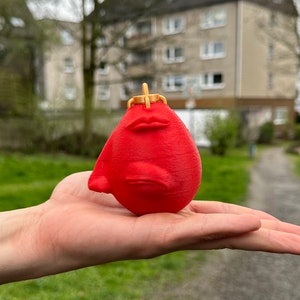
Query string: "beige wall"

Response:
xmin=240 ymin=1 xmax=297 ymax=98
xmin=43 ymin=22 xmax=84 ymax=110
xmin=152 ymin=3 xmax=239 ymax=100
xmin=43 ymin=1 xmax=298 ymax=111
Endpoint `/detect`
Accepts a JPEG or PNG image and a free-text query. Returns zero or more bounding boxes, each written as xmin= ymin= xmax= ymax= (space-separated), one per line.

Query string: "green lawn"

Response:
xmin=0 ymin=148 xmax=252 ymax=299
xmin=295 ymin=154 xmax=300 ymax=177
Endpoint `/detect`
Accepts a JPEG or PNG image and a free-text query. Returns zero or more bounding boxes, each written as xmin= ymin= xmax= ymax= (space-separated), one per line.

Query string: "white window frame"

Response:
xmin=274 ymin=107 xmax=288 ymax=125
xmin=98 ymin=62 xmax=109 ymax=75
xmin=163 ymin=16 xmax=185 ymax=35
xmin=63 ymin=57 xmax=75 ymax=73
xmin=98 ymin=85 xmax=110 ymax=101
xmin=201 ymin=9 xmax=226 ymax=29
xmin=163 ymin=47 xmax=184 ymax=63
xmin=163 ymin=75 xmax=185 ymax=91
xmin=64 ymin=84 xmax=76 ymax=100
xmin=201 ymin=41 xmax=225 ymax=59
xmin=201 ymin=73 xmax=224 ymax=89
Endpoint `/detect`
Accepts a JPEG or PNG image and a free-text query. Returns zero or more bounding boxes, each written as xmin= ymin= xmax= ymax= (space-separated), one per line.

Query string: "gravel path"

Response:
xmin=148 ymin=147 xmax=300 ymax=300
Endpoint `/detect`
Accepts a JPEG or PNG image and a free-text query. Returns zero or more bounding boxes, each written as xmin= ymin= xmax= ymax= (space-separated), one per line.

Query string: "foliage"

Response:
xmin=294 ymin=124 xmax=300 ymax=140
xmin=295 ymin=154 xmax=300 ymax=177
xmin=257 ymin=121 xmax=274 ymax=144
xmin=0 ymin=148 xmax=252 ymax=298
xmin=0 ymin=0 xmax=47 ymax=117
xmin=205 ymin=110 xmax=241 ymax=156
xmin=42 ymin=132 xmax=108 ymax=158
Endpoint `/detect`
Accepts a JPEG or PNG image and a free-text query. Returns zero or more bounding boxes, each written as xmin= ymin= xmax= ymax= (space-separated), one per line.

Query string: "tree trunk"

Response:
xmin=81 ymin=0 xmax=98 ymax=144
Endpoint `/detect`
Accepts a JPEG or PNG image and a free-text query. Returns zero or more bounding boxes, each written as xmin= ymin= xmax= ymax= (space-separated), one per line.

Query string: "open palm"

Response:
xmin=3 ymin=171 xmax=300 ymax=284
xmin=37 ymin=171 xmax=300 ymax=277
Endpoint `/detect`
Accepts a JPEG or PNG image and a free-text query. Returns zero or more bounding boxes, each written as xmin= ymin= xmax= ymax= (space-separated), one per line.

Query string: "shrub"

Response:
xmin=257 ymin=121 xmax=274 ymax=144
xmin=44 ymin=132 xmax=108 ymax=158
xmin=205 ymin=111 xmax=240 ymax=156
xmin=294 ymin=124 xmax=300 ymax=140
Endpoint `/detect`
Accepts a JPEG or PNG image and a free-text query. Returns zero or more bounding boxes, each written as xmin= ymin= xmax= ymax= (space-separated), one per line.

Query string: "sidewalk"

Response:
xmin=148 ymin=147 xmax=300 ymax=300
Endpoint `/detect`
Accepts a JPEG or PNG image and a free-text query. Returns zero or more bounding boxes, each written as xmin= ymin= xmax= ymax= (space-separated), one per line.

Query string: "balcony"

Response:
xmin=125 ymin=20 xmax=153 ymax=48
xmin=127 ymin=49 xmax=153 ymax=77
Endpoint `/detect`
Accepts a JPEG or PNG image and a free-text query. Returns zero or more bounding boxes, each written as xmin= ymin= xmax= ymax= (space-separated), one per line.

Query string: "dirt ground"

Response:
xmin=146 ymin=147 xmax=300 ymax=300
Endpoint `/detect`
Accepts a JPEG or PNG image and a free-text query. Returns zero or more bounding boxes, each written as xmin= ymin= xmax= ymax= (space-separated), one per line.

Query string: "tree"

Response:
xmin=81 ymin=0 xmax=172 ymax=143
xmin=205 ymin=111 xmax=241 ymax=156
xmin=29 ymin=0 xmax=173 ymax=145
xmin=0 ymin=0 xmax=45 ymax=116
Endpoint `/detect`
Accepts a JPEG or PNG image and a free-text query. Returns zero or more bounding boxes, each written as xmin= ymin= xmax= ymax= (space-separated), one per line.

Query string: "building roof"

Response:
xmin=91 ymin=0 xmax=297 ymax=24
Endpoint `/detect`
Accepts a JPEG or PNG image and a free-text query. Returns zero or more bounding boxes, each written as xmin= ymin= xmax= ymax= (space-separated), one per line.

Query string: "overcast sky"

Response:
xmin=27 ymin=0 xmax=94 ymax=22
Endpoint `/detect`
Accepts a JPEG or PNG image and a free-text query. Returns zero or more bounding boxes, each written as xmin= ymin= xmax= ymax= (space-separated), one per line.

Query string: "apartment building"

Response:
xmin=117 ymin=0 xmax=297 ymax=100
xmin=42 ymin=0 xmax=298 ymax=135
xmin=41 ymin=21 xmax=84 ymax=111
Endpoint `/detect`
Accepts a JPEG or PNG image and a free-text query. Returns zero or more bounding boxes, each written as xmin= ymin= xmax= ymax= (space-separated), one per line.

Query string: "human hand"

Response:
xmin=2 ymin=171 xmax=300 ymax=284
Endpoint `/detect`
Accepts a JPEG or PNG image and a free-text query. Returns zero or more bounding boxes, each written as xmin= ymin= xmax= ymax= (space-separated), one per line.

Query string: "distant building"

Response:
xmin=41 ymin=21 xmax=84 ymax=111
xmin=42 ymin=0 xmax=298 ymax=137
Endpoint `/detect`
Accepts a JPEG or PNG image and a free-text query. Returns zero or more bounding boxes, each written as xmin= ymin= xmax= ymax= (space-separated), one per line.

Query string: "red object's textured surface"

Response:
xmin=88 ymin=102 xmax=202 ymax=215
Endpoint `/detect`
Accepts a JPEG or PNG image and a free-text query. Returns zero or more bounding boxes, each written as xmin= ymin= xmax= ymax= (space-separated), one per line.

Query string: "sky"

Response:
xmin=27 ymin=0 xmax=94 ymax=22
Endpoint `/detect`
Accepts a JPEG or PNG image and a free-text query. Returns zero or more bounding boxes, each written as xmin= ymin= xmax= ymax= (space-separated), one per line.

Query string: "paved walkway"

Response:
xmin=149 ymin=147 xmax=300 ymax=300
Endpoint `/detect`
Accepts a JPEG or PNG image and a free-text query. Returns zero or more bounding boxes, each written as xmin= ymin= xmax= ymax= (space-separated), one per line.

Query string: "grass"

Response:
xmin=0 ymin=147 xmax=253 ymax=299
xmin=293 ymin=150 xmax=300 ymax=177
xmin=196 ymin=147 xmax=252 ymax=204
xmin=289 ymin=152 xmax=300 ymax=178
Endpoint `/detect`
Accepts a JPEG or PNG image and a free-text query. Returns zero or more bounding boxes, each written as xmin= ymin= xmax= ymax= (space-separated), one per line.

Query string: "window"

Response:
xmin=10 ymin=17 xmax=25 ymax=27
xmin=163 ymin=16 xmax=185 ymax=35
xmin=130 ymin=78 xmax=154 ymax=91
xmin=201 ymin=42 xmax=225 ymax=59
xmin=126 ymin=20 xmax=152 ymax=38
xmin=274 ymin=107 xmax=288 ymax=125
xmin=130 ymin=49 xmax=152 ymax=65
xmin=119 ymin=62 xmax=127 ymax=74
xmin=121 ymin=85 xmax=130 ymax=100
xmin=98 ymin=61 xmax=109 ymax=75
xmin=60 ymin=29 xmax=74 ymax=45
xmin=98 ymin=85 xmax=110 ymax=100
xmin=96 ymin=35 xmax=108 ymax=47
xmin=163 ymin=47 xmax=184 ymax=63
xmin=163 ymin=75 xmax=185 ymax=91
xmin=201 ymin=73 xmax=224 ymax=89
xmin=64 ymin=84 xmax=76 ymax=100
xmin=268 ymin=43 xmax=275 ymax=60
xmin=136 ymin=20 xmax=152 ymax=35
xmin=201 ymin=9 xmax=226 ymax=29
xmin=64 ymin=57 xmax=75 ymax=73
xmin=268 ymin=72 xmax=274 ymax=89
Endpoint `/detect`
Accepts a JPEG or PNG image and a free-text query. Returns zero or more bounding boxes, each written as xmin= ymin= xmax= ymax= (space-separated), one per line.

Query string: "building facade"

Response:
xmin=42 ymin=0 xmax=298 ymax=136
xmin=118 ymin=0 xmax=298 ymax=102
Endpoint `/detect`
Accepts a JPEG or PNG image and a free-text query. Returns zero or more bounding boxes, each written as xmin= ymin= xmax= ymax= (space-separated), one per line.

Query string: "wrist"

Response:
xmin=0 ymin=204 xmax=50 ymax=284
